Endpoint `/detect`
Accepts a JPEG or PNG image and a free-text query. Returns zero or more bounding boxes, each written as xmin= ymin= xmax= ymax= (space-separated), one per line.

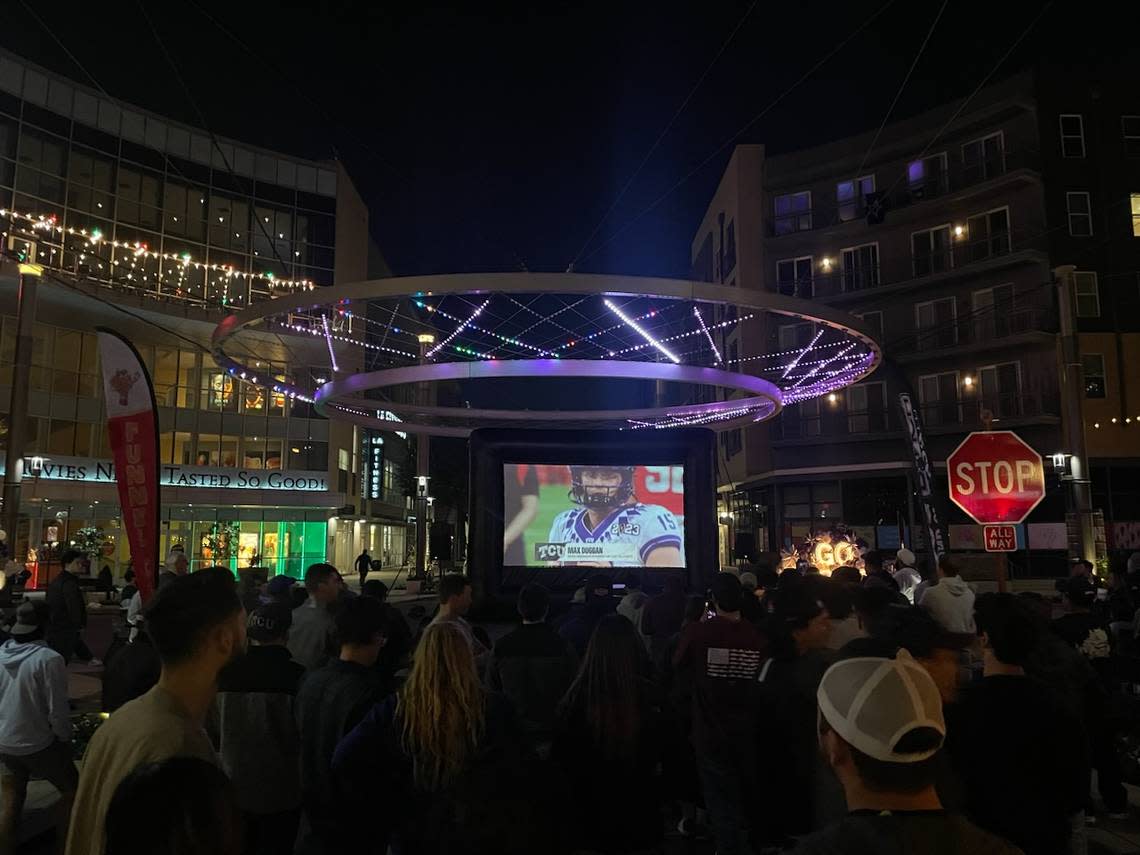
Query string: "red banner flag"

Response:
xmin=97 ymin=329 xmax=160 ymax=604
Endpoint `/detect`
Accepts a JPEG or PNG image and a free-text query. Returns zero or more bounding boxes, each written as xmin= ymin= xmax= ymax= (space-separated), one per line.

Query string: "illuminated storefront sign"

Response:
xmin=0 ymin=456 xmax=328 ymax=492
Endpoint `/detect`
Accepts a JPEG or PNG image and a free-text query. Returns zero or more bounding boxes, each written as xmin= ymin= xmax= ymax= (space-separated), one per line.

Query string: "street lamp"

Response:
xmin=1052 ymin=452 xmax=1068 ymax=474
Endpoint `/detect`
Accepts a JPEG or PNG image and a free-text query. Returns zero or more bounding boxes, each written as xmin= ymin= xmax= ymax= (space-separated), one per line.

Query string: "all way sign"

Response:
xmin=984 ymin=525 xmax=1017 ymax=552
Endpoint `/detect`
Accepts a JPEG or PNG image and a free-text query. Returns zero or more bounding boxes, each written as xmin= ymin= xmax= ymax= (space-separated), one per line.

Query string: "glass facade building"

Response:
xmin=0 ymin=49 xmax=408 ymax=584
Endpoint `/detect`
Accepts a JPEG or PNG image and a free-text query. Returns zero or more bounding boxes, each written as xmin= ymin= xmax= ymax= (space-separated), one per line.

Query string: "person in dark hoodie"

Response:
xmin=642 ymin=575 xmax=688 ymax=666
xmin=558 ymin=573 xmax=617 ymax=656
xmin=294 ymin=596 xmax=388 ymax=853
xmin=487 ymin=583 xmax=577 ymax=745
xmin=210 ymin=603 xmax=306 ymax=855
xmin=45 ymin=548 xmax=89 ymax=664
xmin=949 ymin=593 xmax=1088 ymax=855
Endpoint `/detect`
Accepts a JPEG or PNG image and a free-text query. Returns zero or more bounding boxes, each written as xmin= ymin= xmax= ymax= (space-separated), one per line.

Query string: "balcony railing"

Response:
xmin=891 ymin=306 xmax=1056 ymax=356
xmin=774 ymin=406 xmax=900 ymax=441
xmin=768 ymin=149 xmax=1039 ymax=236
xmin=774 ymin=391 xmax=1059 ymax=441
xmin=769 ymin=227 xmax=1045 ymax=301
xmin=918 ymin=392 xmax=1060 ymax=428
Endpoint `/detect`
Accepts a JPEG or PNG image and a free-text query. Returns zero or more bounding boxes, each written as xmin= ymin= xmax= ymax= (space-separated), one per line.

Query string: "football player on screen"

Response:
xmin=547 ymin=465 xmax=683 ymax=567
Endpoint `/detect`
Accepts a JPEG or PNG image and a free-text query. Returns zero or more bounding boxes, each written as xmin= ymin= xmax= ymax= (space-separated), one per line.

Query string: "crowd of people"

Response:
xmin=1 ymin=548 xmax=1139 ymax=855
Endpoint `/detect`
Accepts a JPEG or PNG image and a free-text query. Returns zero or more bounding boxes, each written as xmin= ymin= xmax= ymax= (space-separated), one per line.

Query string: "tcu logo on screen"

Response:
xmin=535 ymin=543 xmax=566 ymax=561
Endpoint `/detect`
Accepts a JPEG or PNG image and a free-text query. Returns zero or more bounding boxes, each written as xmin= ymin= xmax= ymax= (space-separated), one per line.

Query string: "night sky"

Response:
xmin=2 ymin=1 xmax=1129 ymax=280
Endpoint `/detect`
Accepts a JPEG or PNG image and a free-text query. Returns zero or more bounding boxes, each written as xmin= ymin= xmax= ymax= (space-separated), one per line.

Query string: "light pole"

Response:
xmin=1055 ymin=264 xmax=1096 ymax=563
xmin=2 ymin=247 xmax=43 ymax=559
xmin=414 ymin=334 xmax=434 ymax=580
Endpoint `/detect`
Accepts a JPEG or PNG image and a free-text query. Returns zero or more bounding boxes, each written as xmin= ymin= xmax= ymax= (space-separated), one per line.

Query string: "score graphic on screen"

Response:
xmin=503 ymin=464 xmax=685 ymax=568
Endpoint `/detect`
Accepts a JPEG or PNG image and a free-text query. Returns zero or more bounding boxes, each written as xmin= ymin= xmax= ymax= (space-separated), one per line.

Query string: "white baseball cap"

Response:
xmin=896 ymin=548 xmax=917 ymax=567
xmin=817 ymin=650 xmax=945 ymax=763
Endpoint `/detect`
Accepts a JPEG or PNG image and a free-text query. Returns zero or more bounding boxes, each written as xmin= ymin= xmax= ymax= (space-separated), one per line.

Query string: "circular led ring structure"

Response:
xmin=211 ymin=272 xmax=882 ymax=436
xmin=316 ymin=359 xmax=783 ymax=437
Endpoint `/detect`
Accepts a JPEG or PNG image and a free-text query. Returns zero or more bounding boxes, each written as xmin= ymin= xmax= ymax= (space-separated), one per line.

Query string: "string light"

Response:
xmin=604 ymin=299 xmax=680 ymax=363
xmin=321 ymin=315 xmax=339 ymax=373
xmin=426 ymin=299 xmax=490 ymax=358
xmin=693 ymin=306 xmax=723 ymax=364
xmin=0 ymin=208 xmax=316 ymax=295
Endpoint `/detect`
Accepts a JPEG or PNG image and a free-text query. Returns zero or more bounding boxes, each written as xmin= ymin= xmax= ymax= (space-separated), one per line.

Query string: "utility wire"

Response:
xmin=880 ymin=0 xmax=1054 ymax=200
xmin=568 ymin=0 xmax=760 ymax=271
xmin=853 ymin=0 xmax=950 ymax=179
xmin=183 ymin=0 xmax=533 ymax=275
xmin=576 ymin=0 xmax=898 ymax=269
xmin=132 ymin=0 xmax=297 ymax=283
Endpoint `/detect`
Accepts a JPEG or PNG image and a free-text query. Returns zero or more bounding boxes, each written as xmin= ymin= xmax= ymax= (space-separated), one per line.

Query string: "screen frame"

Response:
xmin=469 ymin=428 xmax=717 ymax=597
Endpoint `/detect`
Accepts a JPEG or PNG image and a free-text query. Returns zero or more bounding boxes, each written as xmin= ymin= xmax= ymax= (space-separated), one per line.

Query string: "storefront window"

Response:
xmin=196 ymin=434 xmax=239 ymax=467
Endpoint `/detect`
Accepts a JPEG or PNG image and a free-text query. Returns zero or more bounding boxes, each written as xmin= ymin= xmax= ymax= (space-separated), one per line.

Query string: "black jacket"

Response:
xmin=295 ymin=659 xmax=387 ymax=830
xmin=558 ymin=597 xmax=616 ymax=657
xmin=487 ymin=623 xmax=577 ymax=738
xmin=101 ymin=636 xmax=161 ymax=712
xmin=948 ymin=675 xmax=1088 ymax=855
xmin=210 ymin=645 xmax=306 ymax=814
xmin=333 ymin=692 xmax=564 ymax=855
xmin=46 ymin=570 xmax=86 ymax=633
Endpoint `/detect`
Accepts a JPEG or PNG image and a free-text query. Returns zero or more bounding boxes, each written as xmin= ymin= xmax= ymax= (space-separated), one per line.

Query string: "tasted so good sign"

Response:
xmin=947 ymin=431 xmax=1046 ymax=526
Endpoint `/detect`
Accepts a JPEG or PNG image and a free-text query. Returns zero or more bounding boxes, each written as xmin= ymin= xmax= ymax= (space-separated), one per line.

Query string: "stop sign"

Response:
xmin=947 ymin=431 xmax=1045 ymax=524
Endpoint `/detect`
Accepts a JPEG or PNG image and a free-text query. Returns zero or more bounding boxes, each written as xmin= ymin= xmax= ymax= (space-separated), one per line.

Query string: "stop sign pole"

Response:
xmin=947 ymin=431 xmax=1046 ymax=591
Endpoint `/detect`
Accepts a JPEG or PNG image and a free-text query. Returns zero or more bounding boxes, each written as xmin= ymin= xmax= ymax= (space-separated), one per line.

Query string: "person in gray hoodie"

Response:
xmin=921 ymin=555 xmax=976 ymax=634
xmin=0 ymin=601 xmax=77 ymax=855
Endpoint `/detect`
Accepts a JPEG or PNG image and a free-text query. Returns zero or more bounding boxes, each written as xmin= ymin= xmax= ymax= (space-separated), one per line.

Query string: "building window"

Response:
xmin=979 ymin=362 xmax=1022 ymax=419
xmin=1132 ymin=193 xmax=1140 ymax=237
xmin=915 ymin=297 xmax=958 ymax=350
xmin=855 ymin=311 xmax=883 ymax=344
xmin=847 ymin=382 xmax=886 ymax=433
xmin=1066 ymin=192 xmax=1093 ymax=236
xmin=776 ymin=256 xmax=813 ymax=297
xmin=1083 ymin=354 xmax=1106 ymax=398
xmin=972 ymin=284 xmax=1018 ymax=341
xmin=961 ymin=132 xmax=1005 ymax=181
xmin=836 ymin=175 xmax=874 ymax=222
xmin=841 ymin=243 xmax=879 ymax=291
xmin=919 ymin=372 xmax=960 ymax=427
xmin=912 ymin=225 xmax=952 ymax=276
xmin=1123 ymin=116 xmax=1140 ymax=157
xmin=778 ymin=322 xmax=816 ymax=352
xmin=722 ymin=220 xmax=737 ymax=277
xmin=773 ymin=190 xmax=811 ymax=235
xmin=907 ymin=152 xmax=948 ymax=198
xmin=1059 ymin=114 xmax=1085 ymax=158
xmin=963 ymin=207 xmax=1010 ymax=262
xmin=1075 ymin=271 xmax=1100 ymax=317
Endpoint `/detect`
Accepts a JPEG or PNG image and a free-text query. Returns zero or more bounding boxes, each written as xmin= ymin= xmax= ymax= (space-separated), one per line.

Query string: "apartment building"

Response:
xmin=693 ymin=70 xmax=1111 ymax=571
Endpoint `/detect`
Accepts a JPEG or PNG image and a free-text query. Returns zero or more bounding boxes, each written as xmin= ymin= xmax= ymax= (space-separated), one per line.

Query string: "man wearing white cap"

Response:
xmin=892 ymin=548 xmax=922 ymax=604
xmin=791 ymin=651 xmax=1021 ymax=854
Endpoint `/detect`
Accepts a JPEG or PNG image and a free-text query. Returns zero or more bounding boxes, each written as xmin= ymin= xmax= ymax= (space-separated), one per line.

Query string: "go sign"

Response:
xmin=947 ymin=431 xmax=1046 ymax=525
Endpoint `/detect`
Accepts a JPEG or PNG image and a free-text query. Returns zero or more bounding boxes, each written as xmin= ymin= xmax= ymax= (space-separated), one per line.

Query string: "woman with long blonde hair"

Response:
xmin=333 ymin=619 xmax=553 ymax=853
xmin=397 ymin=619 xmax=486 ymax=790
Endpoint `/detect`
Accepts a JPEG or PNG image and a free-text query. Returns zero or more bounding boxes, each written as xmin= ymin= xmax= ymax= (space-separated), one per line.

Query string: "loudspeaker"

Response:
xmin=430 ymin=522 xmax=452 ymax=560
